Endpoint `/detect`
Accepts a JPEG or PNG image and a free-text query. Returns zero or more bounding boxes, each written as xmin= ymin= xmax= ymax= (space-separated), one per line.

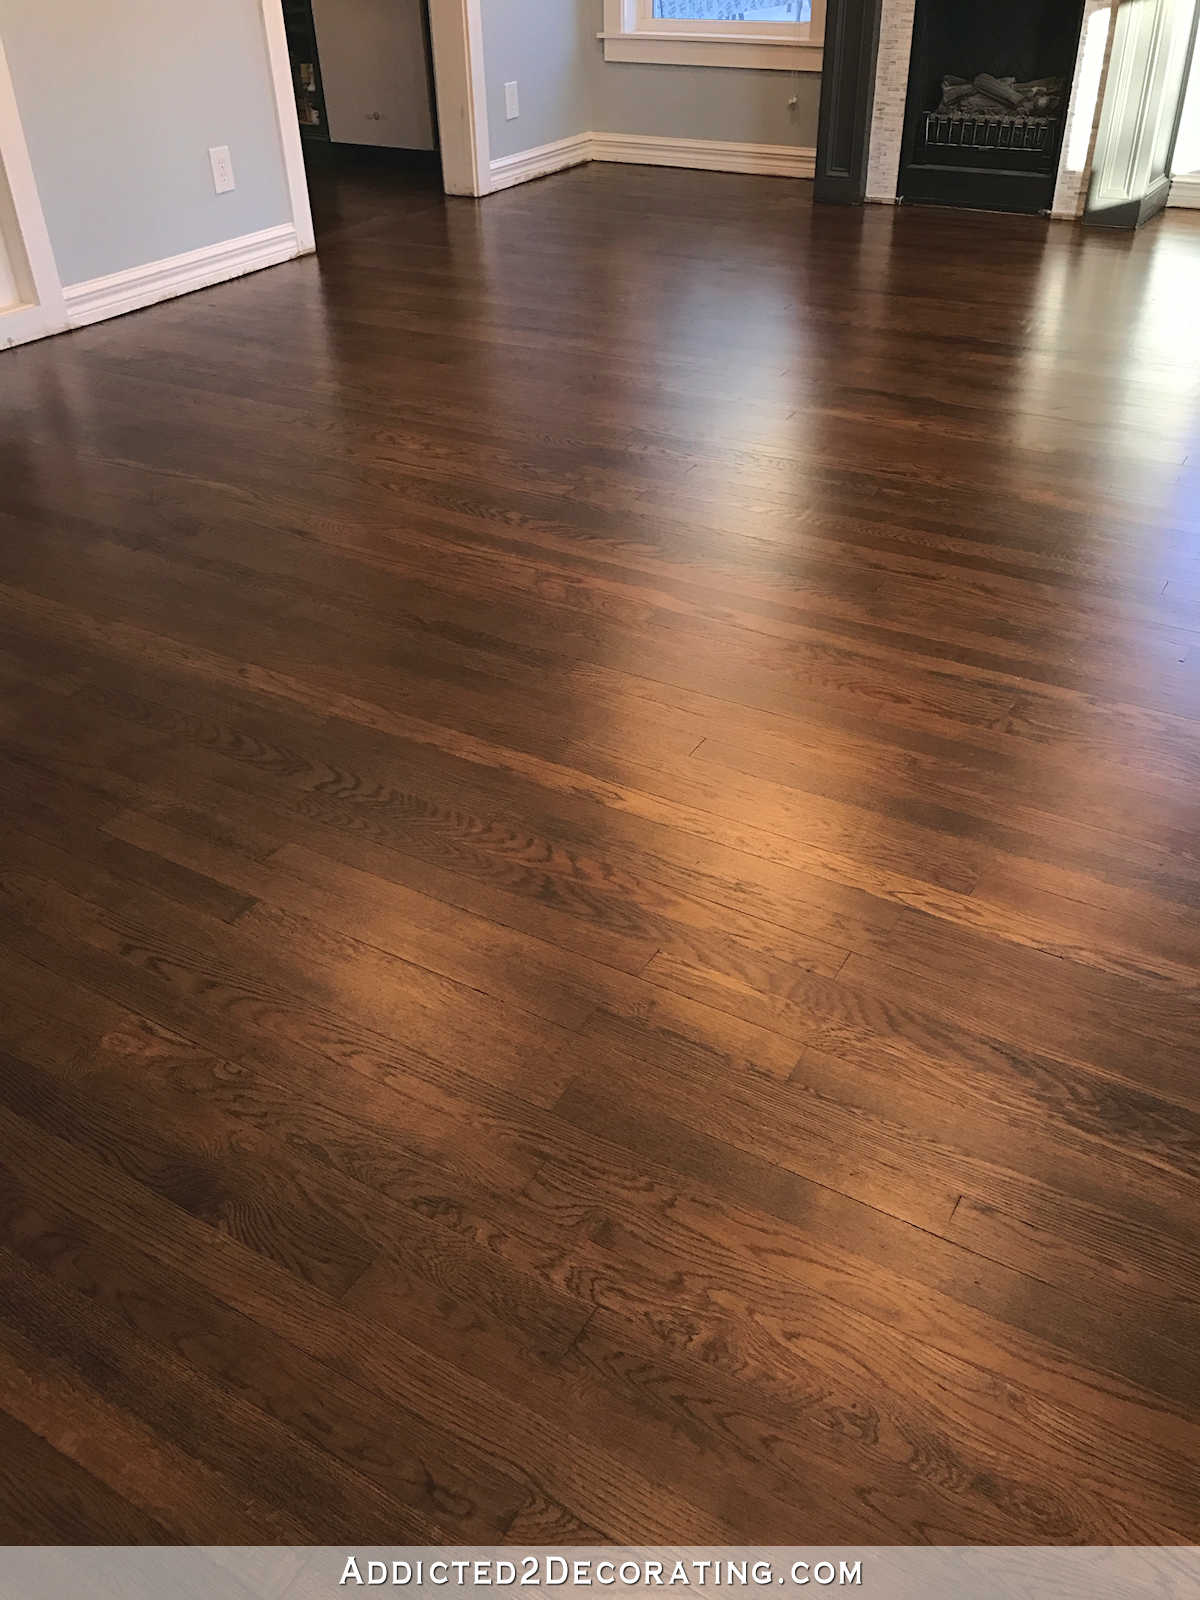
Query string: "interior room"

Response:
xmin=2 ymin=0 xmax=1200 ymax=1575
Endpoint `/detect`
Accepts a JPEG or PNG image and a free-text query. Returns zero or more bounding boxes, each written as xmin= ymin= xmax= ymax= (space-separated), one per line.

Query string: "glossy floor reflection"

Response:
xmin=0 ymin=162 xmax=1199 ymax=1543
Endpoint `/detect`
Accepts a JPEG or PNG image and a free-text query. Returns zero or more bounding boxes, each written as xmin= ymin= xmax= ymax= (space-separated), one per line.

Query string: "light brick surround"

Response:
xmin=865 ymin=0 xmax=916 ymax=203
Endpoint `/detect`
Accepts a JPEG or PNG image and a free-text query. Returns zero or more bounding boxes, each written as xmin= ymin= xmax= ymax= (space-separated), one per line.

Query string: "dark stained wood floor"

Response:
xmin=2 ymin=154 xmax=1200 ymax=1545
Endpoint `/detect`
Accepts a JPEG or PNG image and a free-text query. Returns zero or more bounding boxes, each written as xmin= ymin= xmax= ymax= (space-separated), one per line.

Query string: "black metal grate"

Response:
xmin=923 ymin=111 xmax=1057 ymax=156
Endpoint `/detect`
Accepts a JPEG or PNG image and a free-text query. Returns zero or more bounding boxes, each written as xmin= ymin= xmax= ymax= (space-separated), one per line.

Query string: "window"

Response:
xmin=602 ymin=0 xmax=823 ymax=70
xmin=652 ymin=2 xmax=810 ymax=21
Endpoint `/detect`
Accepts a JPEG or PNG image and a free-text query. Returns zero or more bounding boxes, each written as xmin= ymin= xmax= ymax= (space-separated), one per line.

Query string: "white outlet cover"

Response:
xmin=209 ymin=145 xmax=236 ymax=195
xmin=504 ymin=81 xmax=519 ymax=120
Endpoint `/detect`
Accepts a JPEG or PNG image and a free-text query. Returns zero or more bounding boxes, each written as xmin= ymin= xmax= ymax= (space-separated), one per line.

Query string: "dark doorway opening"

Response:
xmin=279 ymin=0 xmax=441 ymax=219
xmin=282 ymin=0 xmax=331 ymax=143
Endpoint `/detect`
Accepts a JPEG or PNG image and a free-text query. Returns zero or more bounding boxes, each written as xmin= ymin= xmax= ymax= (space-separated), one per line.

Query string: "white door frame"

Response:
xmin=265 ymin=0 xmax=492 ymax=203
xmin=0 ymin=28 xmax=67 ymax=349
xmin=428 ymin=0 xmax=491 ymax=196
xmin=260 ymin=0 xmax=317 ymax=252
xmin=263 ymin=0 xmax=493 ymax=205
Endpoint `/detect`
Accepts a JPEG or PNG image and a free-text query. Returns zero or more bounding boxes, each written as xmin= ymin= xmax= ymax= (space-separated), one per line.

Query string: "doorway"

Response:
xmin=280 ymin=0 xmax=443 ymax=234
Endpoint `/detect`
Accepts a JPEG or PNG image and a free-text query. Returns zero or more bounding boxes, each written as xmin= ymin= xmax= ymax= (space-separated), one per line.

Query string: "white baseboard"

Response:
xmin=591 ymin=132 xmax=815 ymax=179
xmin=1168 ymin=175 xmax=1200 ymax=209
xmin=0 ymin=301 xmax=69 ymax=351
xmin=63 ymin=223 xmax=304 ymax=330
xmin=489 ymin=131 xmax=816 ymax=192
xmin=489 ymin=132 xmax=593 ymax=191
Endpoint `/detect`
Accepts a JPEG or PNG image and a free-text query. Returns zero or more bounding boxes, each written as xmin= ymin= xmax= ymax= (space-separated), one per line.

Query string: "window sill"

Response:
xmin=598 ymin=32 xmax=823 ymax=71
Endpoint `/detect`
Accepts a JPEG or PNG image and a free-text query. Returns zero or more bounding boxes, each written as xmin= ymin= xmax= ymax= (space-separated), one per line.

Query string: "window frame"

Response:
xmin=601 ymin=0 xmax=824 ymax=72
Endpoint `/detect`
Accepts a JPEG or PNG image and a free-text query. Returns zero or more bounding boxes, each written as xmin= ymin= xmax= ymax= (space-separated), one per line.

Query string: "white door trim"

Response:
xmin=0 ymin=27 xmax=67 ymax=348
xmin=260 ymin=0 xmax=316 ymax=253
xmin=428 ymin=0 xmax=491 ymax=196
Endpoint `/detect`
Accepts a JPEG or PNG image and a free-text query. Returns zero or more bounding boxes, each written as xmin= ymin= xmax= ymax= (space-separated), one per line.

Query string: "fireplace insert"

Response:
xmin=897 ymin=0 xmax=1086 ymax=213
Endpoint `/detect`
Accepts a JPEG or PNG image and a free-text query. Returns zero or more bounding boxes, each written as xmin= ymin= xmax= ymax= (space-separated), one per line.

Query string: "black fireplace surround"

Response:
xmin=897 ymin=0 xmax=1087 ymax=213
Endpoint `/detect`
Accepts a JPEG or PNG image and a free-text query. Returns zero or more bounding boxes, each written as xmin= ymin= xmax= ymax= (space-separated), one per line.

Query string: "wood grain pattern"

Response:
xmin=1 ymin=156 xmax=1199 ymax=1542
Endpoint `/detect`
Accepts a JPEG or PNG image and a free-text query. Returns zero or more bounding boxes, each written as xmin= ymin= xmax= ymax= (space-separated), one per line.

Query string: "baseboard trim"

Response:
xmin=489 ymin=132 xmax=817 ymax=191
xmin=1168 ymin=175 xmax=1200 ymax=208
xmin=0 ymin=301 xmax=70 ymax=351
xmin=489 ymin=133 xmax=593 ymax=191
xmin=590 ymin=132 xmax=816 ymax=179
xmin=64 ymin=223 xmax=304 ymax=330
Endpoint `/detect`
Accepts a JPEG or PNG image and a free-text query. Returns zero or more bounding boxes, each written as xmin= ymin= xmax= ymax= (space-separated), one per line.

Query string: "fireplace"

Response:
xmin=815 ymin=0 xmax=1200 ymax=223
xmin=897 ymin=0 xmax=1087 ymax=211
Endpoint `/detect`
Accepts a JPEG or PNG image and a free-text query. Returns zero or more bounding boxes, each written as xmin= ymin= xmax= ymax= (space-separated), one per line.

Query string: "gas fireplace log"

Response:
xmin=934 ymin=72 xmax=1065 ymax=119
xmin=975 ymin=72 xmax=1023 ymax=107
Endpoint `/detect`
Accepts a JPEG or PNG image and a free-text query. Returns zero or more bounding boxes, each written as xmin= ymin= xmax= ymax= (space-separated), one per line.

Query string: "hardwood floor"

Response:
xmin=1 ymin=156 xmax=1200 ymax=1544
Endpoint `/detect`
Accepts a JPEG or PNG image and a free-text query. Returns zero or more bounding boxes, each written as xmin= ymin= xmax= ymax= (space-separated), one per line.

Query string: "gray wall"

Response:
xmin=0 ymin=0 xmax=292 ymax=287
xmin=482 ymin=2 xmax=821 ymax=157
xmin=593 ymin=53 xmax=821 ymax=146
xmin=588 ymin=0 xmax=820 ymax=146
xmin=483 ymin=0 xmax=596 ymax=158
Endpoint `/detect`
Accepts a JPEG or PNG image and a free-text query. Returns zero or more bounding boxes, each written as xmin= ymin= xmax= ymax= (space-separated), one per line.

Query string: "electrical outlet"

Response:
xmin=504 ymin=81 xmax=520 ymax=120
xmin=209 ymin=145 xmax=236 ymax=195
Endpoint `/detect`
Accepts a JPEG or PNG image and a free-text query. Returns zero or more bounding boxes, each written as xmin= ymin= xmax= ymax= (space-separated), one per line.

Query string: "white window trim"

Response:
xmin=601 ymin=0 xmax=824 ymax=71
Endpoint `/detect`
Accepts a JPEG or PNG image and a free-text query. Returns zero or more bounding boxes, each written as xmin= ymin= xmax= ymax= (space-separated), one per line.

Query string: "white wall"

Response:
xmin=0 ymin=0 xmax=292 ymax=287
xmin=312 ymin=0 xmax=436 ymax=150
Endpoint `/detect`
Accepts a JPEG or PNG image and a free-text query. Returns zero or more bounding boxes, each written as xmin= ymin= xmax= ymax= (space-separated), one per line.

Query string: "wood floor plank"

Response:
xmin=1 ymin=155 xmax=1199 ymax=1542
xmin=0 ymin=1100 xmax=757 ymax=1542
xmin=0 ymin=1160 xmax=527 ymax=1541
xmin=0 ymin=1245 xmax=455 ymax=1545
xmin=0 ymin=1320 xmax=311 ymax=1544
xmin=547 ymin=1059 xmax=1200 ymax=1411
xmin=0 ymin=1410 xmax=172 ymax=1545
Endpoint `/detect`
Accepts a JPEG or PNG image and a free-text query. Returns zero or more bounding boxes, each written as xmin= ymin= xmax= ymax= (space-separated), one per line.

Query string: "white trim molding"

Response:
xmin=1050 ymin=0 xmax=1119 ymax=218
xmin=0 ymin=301 xmax=65 ymax=350
xmin=64 ymin=224 xmax=302 ymax=330
xmin=260 ymin=0 xmax=316 ymax=254
xmin=590 ymin=132 xmax=816 ymax=178
xmin=601 ymin=0 xmax=823 ymax=70
xmin=490 ymin=133 xmax=817 ymax=190
xmin=489 ymin=133 xmax=593 ymax=191
xmin=429 ymin=0 xmax=491 ymax=195
xmin=1085 ymin=0 xmax=1193 ymax=225
xmin=599 ymin=32 xmax=823 ymax=69
xmin=1169 ymin=173 xmax=1200 ymax=205
xmin=0 ymin=30 xmax=68 ymax=349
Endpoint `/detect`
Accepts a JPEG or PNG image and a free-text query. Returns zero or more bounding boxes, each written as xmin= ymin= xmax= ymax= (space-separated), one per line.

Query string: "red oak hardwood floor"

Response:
xmin=1 ymin=157 xmax=1200 ymax=1544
